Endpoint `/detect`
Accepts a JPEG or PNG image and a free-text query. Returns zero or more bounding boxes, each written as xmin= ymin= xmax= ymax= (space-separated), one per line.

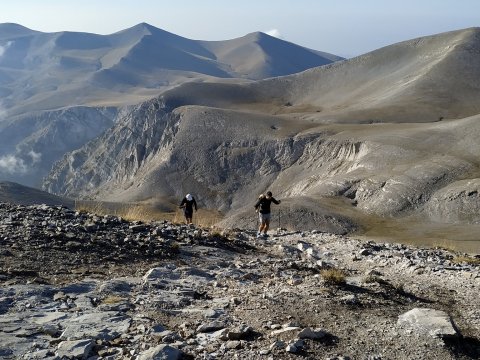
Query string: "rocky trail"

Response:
xmin=0 ymin=203 xmax=479 ymax=359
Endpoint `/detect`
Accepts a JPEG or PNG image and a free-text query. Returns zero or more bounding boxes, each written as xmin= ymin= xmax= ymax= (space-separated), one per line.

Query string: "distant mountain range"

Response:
xmin=0 ymin=22 xmax=342 ymax=187
xmin=42 ymin=27 xmax=480 ymax=240
xmin=0 ymin=22 xmax=342 ymax=116
xmin=3 ymin=23 xmax=480 ymax=248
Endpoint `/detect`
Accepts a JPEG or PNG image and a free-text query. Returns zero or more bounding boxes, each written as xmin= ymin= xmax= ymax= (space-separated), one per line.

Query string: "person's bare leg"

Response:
xmin=258 ymin=221 xmax=265 ymax=235
xmin=263 ymin=219 xmax=270 ymax=235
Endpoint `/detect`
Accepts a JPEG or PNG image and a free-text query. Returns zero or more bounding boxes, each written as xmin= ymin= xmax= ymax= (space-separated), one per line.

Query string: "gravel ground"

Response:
xmin=0 ymin=203 xmax=479 ymax=359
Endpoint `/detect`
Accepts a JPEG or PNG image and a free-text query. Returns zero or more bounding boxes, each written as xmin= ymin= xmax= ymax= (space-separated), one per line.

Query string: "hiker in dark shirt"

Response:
xmin=254 ymin=191 xmax=281 ymax=238
xmin=179 ymin=194 xmax=197 ymax=224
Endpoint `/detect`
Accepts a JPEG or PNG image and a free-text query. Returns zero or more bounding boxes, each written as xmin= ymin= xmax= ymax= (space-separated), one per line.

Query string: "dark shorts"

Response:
xmin=184 ymin=210 xmax=193 ymax=218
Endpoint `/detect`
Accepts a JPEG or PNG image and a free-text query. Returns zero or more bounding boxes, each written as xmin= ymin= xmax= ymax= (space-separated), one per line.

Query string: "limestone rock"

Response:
xmin=397 ymin=308 xmax=459 ymax=338
xmin=137 ymin=344 xmax=182 ymax=360
xmin=56 ymin=339 xmax=94 ymax=359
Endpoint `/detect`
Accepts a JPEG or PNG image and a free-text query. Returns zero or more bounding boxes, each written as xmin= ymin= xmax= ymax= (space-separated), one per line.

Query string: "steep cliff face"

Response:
xmin=43 ymin=97 xmax=478 ymax=223
xmin=43 ymin=100 xmax=178 ymax=196
xmin=0 ymin=107 xmax=116 ymax=187
xmin=44 ymin=100 xmax=308 ymax=205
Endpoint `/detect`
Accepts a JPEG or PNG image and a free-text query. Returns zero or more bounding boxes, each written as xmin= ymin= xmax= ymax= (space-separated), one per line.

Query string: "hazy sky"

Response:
xmin=1 ymin=0 xmax=479 ymax=57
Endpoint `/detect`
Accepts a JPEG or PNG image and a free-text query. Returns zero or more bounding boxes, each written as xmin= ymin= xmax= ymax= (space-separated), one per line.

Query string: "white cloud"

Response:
xmin=265 ymin=29 xmax=283 ymax=39
xmin=0 ymin=155 xmax=28 ymax=174
xmin=0 ymin=103 xmax=6 ymax=121
xmin=0 ymin=41 xmax=13 ymax=58
xmin=28 ymin=150 xmax=42 ymax=164
xmin=0 ymin=99 xmax=9 ymax=122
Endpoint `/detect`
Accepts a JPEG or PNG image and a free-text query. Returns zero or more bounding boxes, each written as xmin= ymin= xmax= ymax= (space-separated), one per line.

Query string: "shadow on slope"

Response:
xmin=0 ymin=181 xmax=73 ymax=208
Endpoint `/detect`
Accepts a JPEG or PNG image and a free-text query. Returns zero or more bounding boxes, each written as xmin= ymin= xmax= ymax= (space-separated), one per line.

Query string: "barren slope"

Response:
xmin=43 ymin=28 xmax=480 ymax=252
xmin=0 ymin=181 xmax=73 ymax=207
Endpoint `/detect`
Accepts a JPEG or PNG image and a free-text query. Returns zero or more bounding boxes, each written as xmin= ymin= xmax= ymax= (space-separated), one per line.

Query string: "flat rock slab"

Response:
xmin=60 ymin=311 xmax=131 ymax=341
xmin=397 ymin=308 xmax=458 ymax=338
xmin=137 ymin=344 xmax=182 ymax=360
xmin=57 ymin=339 xmax=94 ymax=359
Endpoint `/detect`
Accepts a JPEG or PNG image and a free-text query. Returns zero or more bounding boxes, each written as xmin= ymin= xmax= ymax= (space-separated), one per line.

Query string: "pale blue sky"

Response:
xmin=1 ymin=0 xmax=479 ymax=57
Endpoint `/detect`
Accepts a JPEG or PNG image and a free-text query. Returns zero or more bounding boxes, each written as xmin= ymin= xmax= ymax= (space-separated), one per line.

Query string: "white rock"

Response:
xmin=397 ymin=308 xmax=458 ymax=338
xmin=270 ymin=326 xmax=301 ymax=337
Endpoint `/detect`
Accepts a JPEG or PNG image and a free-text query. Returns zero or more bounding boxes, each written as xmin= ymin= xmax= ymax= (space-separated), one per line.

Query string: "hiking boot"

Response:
xmin=256 ymin=232 xmax=262 ymax=238
xmin=263 ymin=233 xmax=269 ymax=238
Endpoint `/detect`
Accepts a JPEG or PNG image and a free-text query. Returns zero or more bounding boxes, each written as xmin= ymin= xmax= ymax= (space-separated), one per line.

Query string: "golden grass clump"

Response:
xmin=101 ymin=295 xmax=126 ymax=305
xmin=321 ymin=268 xmax=347 ymax=286
xmin=451 ymin=255 xmax=480 ymax=265
xmin=75 ymin=200 xmax=224 ymax=227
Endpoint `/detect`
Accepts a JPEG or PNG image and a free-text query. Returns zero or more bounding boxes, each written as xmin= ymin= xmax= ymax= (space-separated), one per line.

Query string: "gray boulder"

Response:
xmin=397 ymin=308 xmax=458 ymax=338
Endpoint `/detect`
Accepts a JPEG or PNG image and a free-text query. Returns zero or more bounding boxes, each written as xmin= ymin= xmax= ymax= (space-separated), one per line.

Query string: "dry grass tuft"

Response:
xmin=451 ymin=255 xmax=480 ymax=265
xmin=75 ymin=200 xmax=177 ymax=222
xmin=75 ymin=200 xmax=223 ymax=226
xmin=321 ymin=268 xmax=347 ymax=286
xmin=102 ymin=295 xmax=126 ymax=305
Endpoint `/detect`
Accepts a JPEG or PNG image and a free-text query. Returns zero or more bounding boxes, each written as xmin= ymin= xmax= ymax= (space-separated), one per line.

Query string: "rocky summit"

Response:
xmin=0 ymin=203 xmax=479 ymax=359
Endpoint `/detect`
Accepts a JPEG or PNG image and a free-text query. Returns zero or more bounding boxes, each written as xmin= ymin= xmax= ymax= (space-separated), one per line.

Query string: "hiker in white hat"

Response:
xmin=179 ymin=193 xmax=197 ymax=224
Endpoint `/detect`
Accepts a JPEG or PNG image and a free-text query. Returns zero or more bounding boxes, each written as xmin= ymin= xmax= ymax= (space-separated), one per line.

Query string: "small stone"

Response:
xmin=137 ymin=344 xmax=182 ymax=360
xmin=297 ymin=242 xmax=311 ymax=251
xmin=196 ymin=320 xmax=226 ymax=333
xmin=230 ymin=297 xmax=241 ymax=305
xmin=226 ymin=340 xmax=242 ymax=349
xmin=286 ymin=344 xmax=298 ymax=353
xmin=298 ymin=327 xmax=327 ymax=340
xmin=269 ymin=340 xmax=286 ymax=350
xmin=287 ymin=276 xmax=303 ymax=286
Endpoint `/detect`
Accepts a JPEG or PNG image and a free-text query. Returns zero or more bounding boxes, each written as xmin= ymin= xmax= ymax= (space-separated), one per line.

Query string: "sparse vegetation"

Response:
xmin=102 ymin=295 xmax=126 ymax=305
xmin=210 ymin=231 xmax=222 ymax=238
xmin=170 ymin=242 xmax=181 ymax=253
xmin=75 ymin=200 xmax=108 ymax=215
xmin=75 ymin=200 xmax=223 ymax=227
xmin=321 ymin=268 xmax=347 ymax=286
xmin=451 ymin=255 xmax=480 ymax=265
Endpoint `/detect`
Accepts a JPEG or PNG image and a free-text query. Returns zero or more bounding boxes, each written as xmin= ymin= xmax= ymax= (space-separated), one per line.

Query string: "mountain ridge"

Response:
xmin=0 ymin=22 xmax=342 ymax=187
xmin=41 ymin=27 xmax=480 ymax=251
xmin=0 ymin=22 xmax=342 ymax=115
